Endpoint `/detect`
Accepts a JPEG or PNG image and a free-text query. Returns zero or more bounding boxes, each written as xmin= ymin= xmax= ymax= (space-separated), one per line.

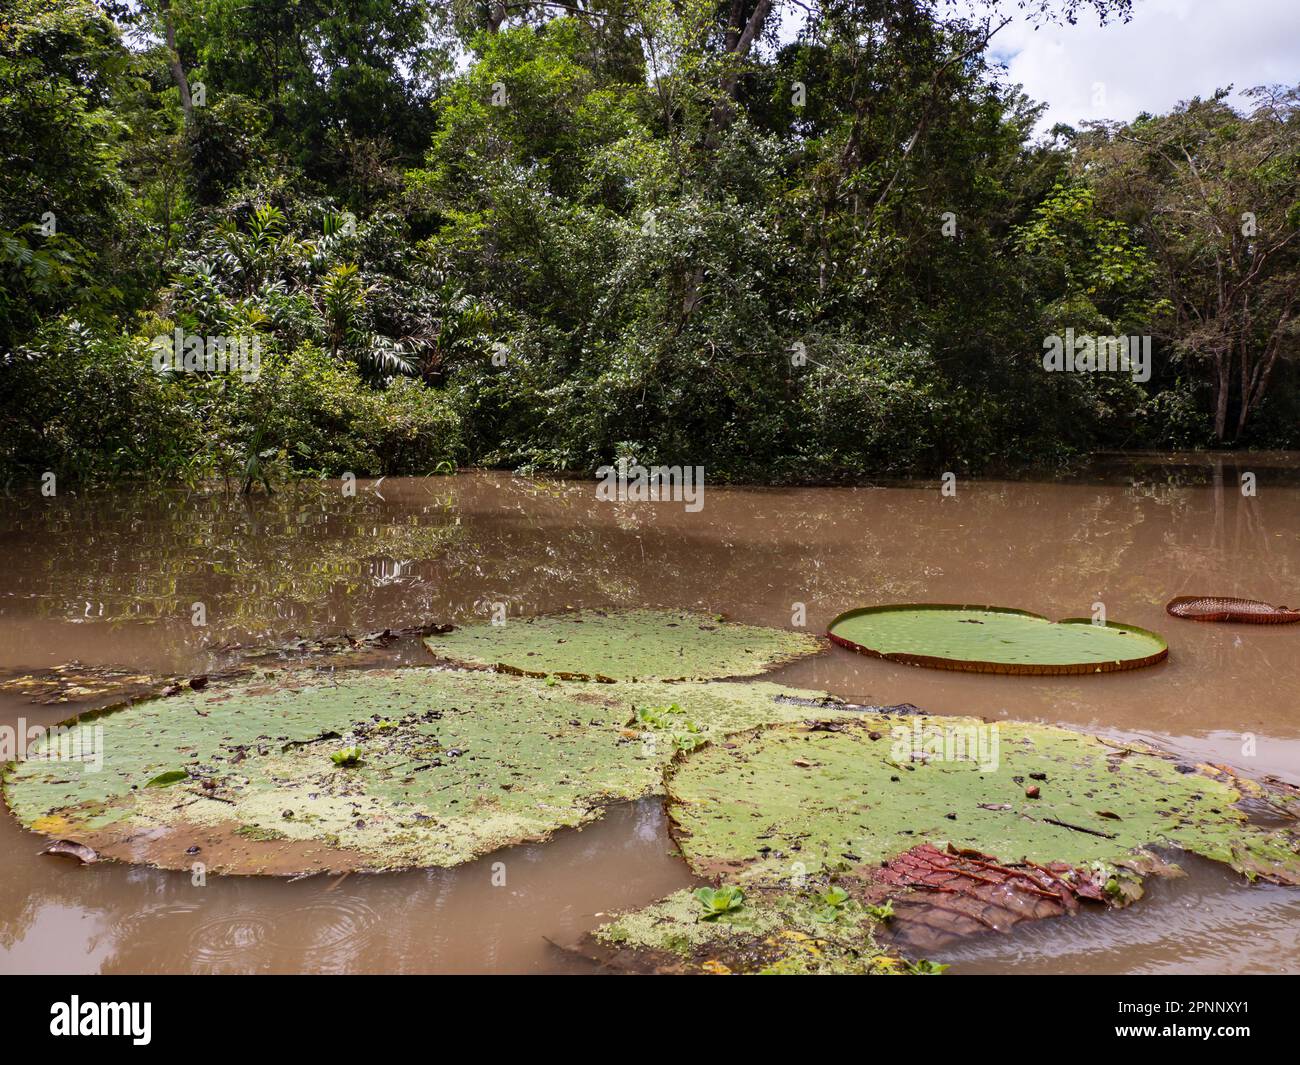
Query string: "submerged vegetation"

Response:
xmin=3 ymin=1 xmax=1299 ymax=489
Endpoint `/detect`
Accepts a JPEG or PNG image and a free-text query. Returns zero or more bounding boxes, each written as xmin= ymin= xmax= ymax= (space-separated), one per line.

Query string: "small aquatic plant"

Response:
xmin=694 ymin=885 xmax=744 ymax=920
xmin=811 ymin=885 xmax=852 ymax=922
xmin=865 ymin=900 xmax=895 ymax=922
xmin=637 ymin=703 xmax=686 ymax=728
xmin=330 ymin=746 xmax=362 ymax=767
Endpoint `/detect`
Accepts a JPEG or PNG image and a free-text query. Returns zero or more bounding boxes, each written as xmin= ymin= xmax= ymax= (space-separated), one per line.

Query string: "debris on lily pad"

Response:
xmin=1 ymin=669 xmax=851 ymax=875
xmin=666 ymin=717 xmax=1299 ymax=885
xmin=0 ymin=663 xmax=170 ymax=707
xmin=575 ymin=884 xmax=903 ymax=975
xmin=424 ymin=609 xmax=822 ymax=681
xmin=225 ymin=622 xmax=455 ymax=666
xmin=828 ymin=605 xmax=1168 ymax=674
xmin=574 ymin=715 xmax=1299 ymax=972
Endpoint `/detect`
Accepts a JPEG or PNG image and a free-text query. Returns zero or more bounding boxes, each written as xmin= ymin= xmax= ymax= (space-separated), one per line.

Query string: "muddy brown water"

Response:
xmin=2 ymin=456 xmax=1298 ymax=974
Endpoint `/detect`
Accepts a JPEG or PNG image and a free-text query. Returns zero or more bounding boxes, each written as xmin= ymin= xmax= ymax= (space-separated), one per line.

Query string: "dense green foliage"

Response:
xmin=1 ymin=0 xmax=1296 ymax=486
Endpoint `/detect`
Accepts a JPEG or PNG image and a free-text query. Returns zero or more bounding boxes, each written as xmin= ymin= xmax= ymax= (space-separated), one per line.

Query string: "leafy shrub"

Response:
xmin=226 ymin=342 xmax=462 ymax=478
xmin=0 ymin=319 xmax=200 ymax=482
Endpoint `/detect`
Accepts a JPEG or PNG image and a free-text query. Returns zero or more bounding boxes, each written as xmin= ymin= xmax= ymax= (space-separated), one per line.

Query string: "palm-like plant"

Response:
xmin=214 ymin=205 xmax=302 ymax=297
xmin=319 ymin=263 xmax=414 ymax=380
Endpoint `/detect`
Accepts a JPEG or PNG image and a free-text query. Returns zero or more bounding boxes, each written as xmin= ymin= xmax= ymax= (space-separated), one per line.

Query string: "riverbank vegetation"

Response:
xmin=2 ymin=0 xmax=1297 ymax=486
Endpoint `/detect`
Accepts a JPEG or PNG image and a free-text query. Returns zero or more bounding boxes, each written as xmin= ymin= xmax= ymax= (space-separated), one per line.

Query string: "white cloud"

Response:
xmin=988 ymin=0 xmax=1300 ymax=133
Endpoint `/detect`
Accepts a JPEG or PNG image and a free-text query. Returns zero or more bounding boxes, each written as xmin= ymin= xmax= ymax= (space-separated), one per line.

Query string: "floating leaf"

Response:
xmin=2 ymin=669 xmax=850 ymax=875
xmin=577 ymin=714 xmax=1300 ymax=972
xmin=144 ymin=771 xmax=188 ymax=788
xmin=666 ymin=717 xmax=1298 ymax=885
xmin=425 ymin=609 xmax=822 ymax=680
xmin=828 ymin=604 xmax=1167 ymax=674
xmin=1166 ymin=596 xmax=1300 ymax=624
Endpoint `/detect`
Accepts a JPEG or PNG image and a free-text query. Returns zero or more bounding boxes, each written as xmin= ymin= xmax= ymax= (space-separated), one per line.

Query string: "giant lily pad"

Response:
xmin=665 ymin=717 xmax=1298 ymax=885
xmin=574 ymin=714 xmax=1299 ymax=973
xmin=1 ymin=669 xmax=851 ymax=875
xmin=827 ymin=604 xmax=1168 ymax=674
xmin=425 ymin=609 xmax=822 ymax=680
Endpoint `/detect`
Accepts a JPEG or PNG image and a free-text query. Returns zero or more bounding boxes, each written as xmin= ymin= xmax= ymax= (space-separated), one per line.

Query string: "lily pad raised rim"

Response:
xmin=826 ymin=603 xmax=1169 ymax=675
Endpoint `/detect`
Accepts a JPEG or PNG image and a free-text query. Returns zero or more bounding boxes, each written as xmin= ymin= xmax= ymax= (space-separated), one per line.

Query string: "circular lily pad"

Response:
xmin=665 ymin=717 xmax=1300 ymax=884
xmin=425 ymin=609 xmax=823 ymax=680
xmin=2 ymin=669 xmax=845 ymax=875
xmin=827 ymin=604 xmax=1167 ymax=675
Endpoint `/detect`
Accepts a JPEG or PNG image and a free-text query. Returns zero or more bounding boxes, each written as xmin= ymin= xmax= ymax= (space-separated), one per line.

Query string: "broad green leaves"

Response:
xmin=425 ymin=609 xmax=823 ymax=680
xmin=828 ymin=605 xmax=1168 ymax=674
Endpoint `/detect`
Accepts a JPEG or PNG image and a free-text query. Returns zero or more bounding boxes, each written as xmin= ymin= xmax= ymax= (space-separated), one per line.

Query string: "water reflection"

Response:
xmin=1 ymin=459 xmax=1299 ymax=973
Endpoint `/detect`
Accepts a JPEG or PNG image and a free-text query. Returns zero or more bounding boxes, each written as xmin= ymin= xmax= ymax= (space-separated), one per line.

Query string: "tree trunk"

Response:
xmin=158 ymin=0 xmax=194 ymax=121
xmin=710 ymin=0 xmax=773 ymax=133
xmin=1213 ymin=351 xmax=1230 ymax=443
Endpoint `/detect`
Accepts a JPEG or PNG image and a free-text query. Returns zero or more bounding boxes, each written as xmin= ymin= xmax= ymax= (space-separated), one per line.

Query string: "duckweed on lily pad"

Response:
xmin=584 ymin=885 xmax=898 ymax=975
xmin=425 ymin=609 xmax=822 ymax=680
xmin=574 ymin=714 xmax=1300 ymax=972
xmin=1 ymin=669 xmax=851 ymax=875
xmin=665 ymin=717 xmax=1300 ymax=885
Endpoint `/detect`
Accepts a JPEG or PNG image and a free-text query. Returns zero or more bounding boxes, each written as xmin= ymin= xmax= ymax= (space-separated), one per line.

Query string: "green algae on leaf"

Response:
xmin=581 ymin=885 xmax=899 ymax=975
xmin=2 ymin=670 xmax=851 ymax=875
xmin=665 ymin=717 xmax=1300 ymax=886
xmin=425 ymin=609 xmax=822 ymax=681
xmin=828 ymin=604 xmax=1168 ymax=674
xmin=578 ymin=715 xmax=1299 ymax=972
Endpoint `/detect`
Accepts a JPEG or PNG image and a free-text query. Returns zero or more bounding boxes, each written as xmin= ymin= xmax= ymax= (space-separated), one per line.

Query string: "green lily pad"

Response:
xmin=575 ymin=714 xmax=1300 ymax=972
xmin=827 ymin=605 xmax=1168 ymax=674
xmin=579 ymin=885 xmax=899 ymax=975
xmin=425 ymin=609 xmax=822 ymax=680
xmin=665 ymin=716 xmax=1300 ymax=885
xmin=1 ymin=669 xmax=850 ymax=875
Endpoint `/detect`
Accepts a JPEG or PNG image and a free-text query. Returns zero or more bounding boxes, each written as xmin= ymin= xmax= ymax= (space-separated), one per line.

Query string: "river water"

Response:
xmin=2 ymin=456 xmax=1298 ymax=973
